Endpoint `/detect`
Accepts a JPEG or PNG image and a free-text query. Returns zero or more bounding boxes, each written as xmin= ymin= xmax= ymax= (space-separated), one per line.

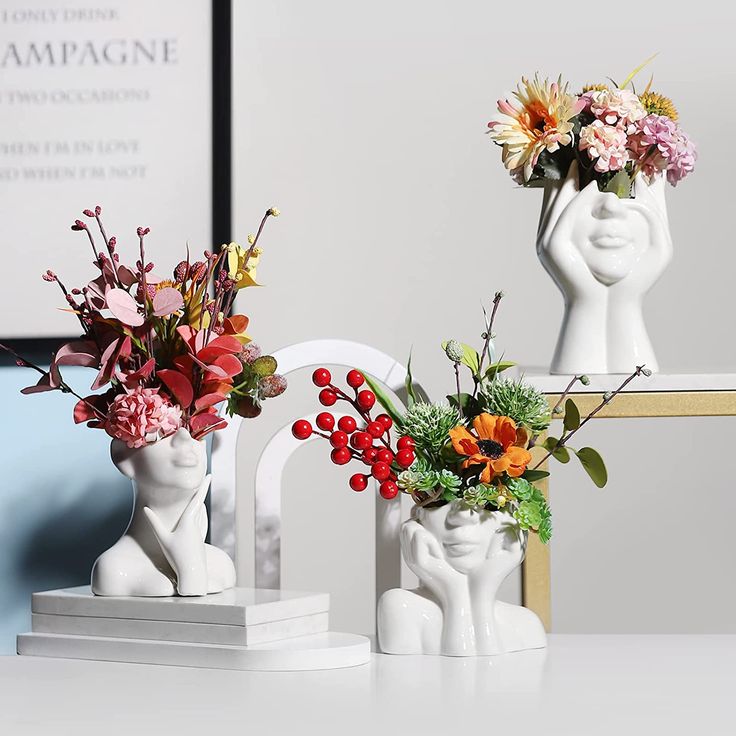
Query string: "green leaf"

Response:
xmin=484 ymin=360 xmax=516 ymax=381
xmin=603 ymin=169 xmax=632 ymax=199
xmin=362 ymin=373 xmax=405 ymax=429
xmin=543 ymin=436 xmax=570 ymax=464
xmin=573 ymin=447 xmax=608 ymax=488
xmin=447 ymin=392 xmax=480 ymax=419
xmin=405 ymin=352 xmax=417 ymax=408
xmin=538 ymin=516 xmax=553 ymax=544
xmin=522 ymin=469 xmax=550 ymax=482
xmin=563 ymin=398 xmax=580 ymax=431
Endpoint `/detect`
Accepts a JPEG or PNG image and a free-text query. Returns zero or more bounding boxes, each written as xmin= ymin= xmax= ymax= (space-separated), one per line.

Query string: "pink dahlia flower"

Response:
xmin=588 ymin=88 xmax=646 ymax=131
xmin=579 ymin=121 xmax=629 ymax=172
xmin=106 ymin=386 xmax=182 ymax=448
xmin=629 ymin=114 xmax=697 ymax=185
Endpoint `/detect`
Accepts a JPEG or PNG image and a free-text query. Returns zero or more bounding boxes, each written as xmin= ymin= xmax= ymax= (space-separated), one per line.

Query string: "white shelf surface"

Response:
xmin=2 ymin=635 xmax=732 ymax=734
xmin=518 ymin=367 xmax=736 ymax=394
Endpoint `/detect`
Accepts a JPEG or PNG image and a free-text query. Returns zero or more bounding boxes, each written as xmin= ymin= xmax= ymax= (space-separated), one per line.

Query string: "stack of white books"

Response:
xmin=18 ymin=586 xmax=370 ymax=671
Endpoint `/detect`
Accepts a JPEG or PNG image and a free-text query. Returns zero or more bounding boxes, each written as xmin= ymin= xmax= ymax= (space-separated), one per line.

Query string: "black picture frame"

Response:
xmin=1 ymin=0 xmax=232 ymax=366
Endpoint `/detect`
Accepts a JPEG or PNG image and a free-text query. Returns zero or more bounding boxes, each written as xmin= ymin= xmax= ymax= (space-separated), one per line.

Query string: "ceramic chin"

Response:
xmin=377 ymin=501 xmax=546 ymax=656
xmin=91 ymin=427 xmax=236 ymax=597
xmin=536 ymin=162 xmax=672 ymax=375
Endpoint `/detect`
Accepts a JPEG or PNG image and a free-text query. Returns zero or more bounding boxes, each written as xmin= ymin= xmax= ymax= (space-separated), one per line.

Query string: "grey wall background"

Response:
xmin=232 ymin=0 xmax=736 ymax=633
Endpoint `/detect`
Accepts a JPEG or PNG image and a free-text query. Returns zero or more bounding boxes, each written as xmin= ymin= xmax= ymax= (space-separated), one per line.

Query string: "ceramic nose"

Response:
xmin=446 ymin=502 xmax=480 ymax=527
xmin=170 ymin=427 xmax=193 ymax=446
xmin=593 ymin=193 xmax=624 ymax=219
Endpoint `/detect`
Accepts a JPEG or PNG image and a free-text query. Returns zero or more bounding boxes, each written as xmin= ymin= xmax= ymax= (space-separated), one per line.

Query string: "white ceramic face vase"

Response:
xmin=377 ymin=500 xmax=546 ymax=656
xmin=537 ymin=161 xmax=673 ymax=375
xmin=91 ymin=427 xmax=236 ymax=597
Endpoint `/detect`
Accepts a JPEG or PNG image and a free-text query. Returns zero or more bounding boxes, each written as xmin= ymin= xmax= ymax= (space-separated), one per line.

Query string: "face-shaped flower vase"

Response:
xmin=91 ymin=427 xmax=236 ymax=597
xmin=537 ymin=162 xmax=673 ymax=375
xmin=377 ymin=501 xmax=546 ymax=656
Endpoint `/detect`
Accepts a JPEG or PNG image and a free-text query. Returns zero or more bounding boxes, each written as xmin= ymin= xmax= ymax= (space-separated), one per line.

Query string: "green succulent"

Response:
xmin=397 ymin=462 xmax=462 ymax=499
xmin=462 ymin=483 xmax=496 ymax=509
xmin=481 ymin=378 xmax=551 ymax=432
xmin=402 ymin=401 xmax=461 ymax=456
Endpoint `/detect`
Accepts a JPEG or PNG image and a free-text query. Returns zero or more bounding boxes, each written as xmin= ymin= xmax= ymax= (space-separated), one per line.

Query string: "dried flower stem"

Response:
xmin=0 ymin=343 xmax=107 ymax=420
xmin=477 ymin=291 xmax=503 ymax=376
xmin=533 ymin=365 xmax=648 ymax=469
xmin=551 ymin=375 xmax=584 ymax=415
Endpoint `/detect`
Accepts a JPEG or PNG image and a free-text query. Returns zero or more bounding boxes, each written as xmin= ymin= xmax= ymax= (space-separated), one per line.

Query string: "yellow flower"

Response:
xmin=488 ymin=75 xmax=585 ymax=182
xmin=268 ymin=207 xmax=280 ymax=217
xmin=639 ymin=91 xmax=678 ymax=121
xmin=223 ymin=242 xmax=262 ymax=290
xmin=582 ymin=83 xmax=609 ymax=93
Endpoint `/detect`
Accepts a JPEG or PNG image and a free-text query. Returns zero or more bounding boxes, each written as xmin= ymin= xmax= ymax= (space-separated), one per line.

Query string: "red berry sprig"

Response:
xmin=291 ymin=368 xmax=416 ymax=499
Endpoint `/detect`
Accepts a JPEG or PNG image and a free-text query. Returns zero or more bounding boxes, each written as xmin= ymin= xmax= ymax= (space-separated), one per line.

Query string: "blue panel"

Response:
xmin=0 ymin=366 xmax=131 ymax=654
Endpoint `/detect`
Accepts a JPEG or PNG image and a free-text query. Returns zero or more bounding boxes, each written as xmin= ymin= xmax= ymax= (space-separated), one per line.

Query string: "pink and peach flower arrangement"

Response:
xmin=2 ymin=207 xmax=286 ymax=448
xmin=487 ymin=64 xmax=695 ymax=196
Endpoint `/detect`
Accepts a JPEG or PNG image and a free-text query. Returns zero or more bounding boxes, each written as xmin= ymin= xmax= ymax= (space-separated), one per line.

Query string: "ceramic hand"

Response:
xmin=467 ymin=514 xmax=525 ymax=653
xmin=611 ymin=175 xmax=673 ymax=297
xmin=401 ymin=519 xmax=466 ymax=604
xmin=468 ymin=513 xmax=525 ymax=593
xmin=143 ymin=474 xmax=211 ymax=596
xmin=537 ymin=161 xmax=605 ymax=300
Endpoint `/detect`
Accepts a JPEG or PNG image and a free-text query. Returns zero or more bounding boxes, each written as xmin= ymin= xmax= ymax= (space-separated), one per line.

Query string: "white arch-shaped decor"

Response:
xmin=210 ymin=339 xmax=427 ymax=606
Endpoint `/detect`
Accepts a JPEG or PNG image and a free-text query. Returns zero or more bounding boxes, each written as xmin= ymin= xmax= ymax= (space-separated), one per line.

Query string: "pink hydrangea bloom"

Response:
xmin=587 ymin=88 xmax=647 ymax=131
xmin=629 ymin=114 xmax=697 ymax=186
xmin=579 ymin=121 xmax=629 ymax=172
xmin=106 ymin=386 xmax=182 ymax=448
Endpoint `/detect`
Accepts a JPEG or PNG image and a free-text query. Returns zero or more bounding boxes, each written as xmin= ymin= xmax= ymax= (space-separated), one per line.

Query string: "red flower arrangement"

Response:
xmin=2 ymin=206 xmax=286 ymax=448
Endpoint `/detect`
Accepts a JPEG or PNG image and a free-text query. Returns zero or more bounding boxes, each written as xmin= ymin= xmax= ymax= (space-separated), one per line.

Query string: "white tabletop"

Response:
xmin=0 ymin=635 xmax=733 ymax=735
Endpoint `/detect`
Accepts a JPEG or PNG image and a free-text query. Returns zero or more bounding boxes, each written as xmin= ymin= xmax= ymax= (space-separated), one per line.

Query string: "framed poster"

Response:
xmin=0 ymin=0 xmax=220 ymax=338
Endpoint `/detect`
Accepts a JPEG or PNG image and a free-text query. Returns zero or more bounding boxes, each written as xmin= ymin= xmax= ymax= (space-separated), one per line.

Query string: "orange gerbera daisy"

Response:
xmin=449 ymin=414 xmax=532 ymax=483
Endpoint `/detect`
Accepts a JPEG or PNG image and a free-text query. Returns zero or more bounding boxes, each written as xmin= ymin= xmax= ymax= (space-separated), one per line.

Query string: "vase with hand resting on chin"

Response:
xmin=537 ymin=161 xmax=673 ymax=375
xmin=377 ymin=500 xmax=546 ymax=656
xmin=91 ymin=427 xmax=236 ymax=597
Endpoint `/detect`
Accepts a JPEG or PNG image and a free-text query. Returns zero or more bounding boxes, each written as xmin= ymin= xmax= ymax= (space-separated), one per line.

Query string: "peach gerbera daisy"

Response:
xmin=449 ymin=414 xmax=532 ymax=483
xmin=487 ymin=75 xmax=585 ymax=183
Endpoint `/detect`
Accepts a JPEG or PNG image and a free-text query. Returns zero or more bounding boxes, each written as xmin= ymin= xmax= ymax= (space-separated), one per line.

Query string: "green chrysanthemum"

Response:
xmin=402 ymin=402 xmax=461 ymax=455
xmin=481 ymin=378 xmax=551 ymax=432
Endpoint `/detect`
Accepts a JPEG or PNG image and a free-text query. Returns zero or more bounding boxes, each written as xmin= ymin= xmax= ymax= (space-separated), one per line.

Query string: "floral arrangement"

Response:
xmin=487 ymin=60 xmax=696 ymax=196
xmin=292 ymin=292 xmax=647 ymax=543
xmin=1 ymin=206 xmax=286 ymax=448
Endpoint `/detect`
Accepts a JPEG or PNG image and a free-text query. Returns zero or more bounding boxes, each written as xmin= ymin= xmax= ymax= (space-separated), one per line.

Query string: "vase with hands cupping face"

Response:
xmin=537 ymin=161 xmax=673 ymax=375
xmin=91 ymin=427 xmax=236 ymax=597
xmin=377 ymin=500 xmax=546 ymax=656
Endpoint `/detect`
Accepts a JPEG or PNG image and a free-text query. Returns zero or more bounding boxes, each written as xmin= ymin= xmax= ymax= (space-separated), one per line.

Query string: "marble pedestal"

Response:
xmin=17 ymin=586 xmax=370 ymax=671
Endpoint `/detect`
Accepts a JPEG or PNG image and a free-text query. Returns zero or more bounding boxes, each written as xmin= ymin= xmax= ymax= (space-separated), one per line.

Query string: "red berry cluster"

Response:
xmin=291 ymin=368 xmax=416 ymax=500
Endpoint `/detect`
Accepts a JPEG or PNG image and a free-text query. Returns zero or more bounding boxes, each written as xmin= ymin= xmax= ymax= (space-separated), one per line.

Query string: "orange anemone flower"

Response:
xmin=449 ymin=413 xmax=532 ymax=483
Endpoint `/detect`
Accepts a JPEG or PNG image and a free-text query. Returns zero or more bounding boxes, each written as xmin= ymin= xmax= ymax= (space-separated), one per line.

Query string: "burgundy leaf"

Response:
xmin=118 ymin=358 xmax=156 ymax=389
xmin=157 ymin=369 xmax=194 ymax=409
xmin=21 ymin=374 xmax=57 ymax=394
xmin=106 ymin=288 xmax=144 ymax=327
xmin=152 ymin=287 xmax=184 ymax=317
xmin=194 ymin=392 xmax=228 ymax=411
xmin=55 ymin=340 xmax=100 ymax=368
xmin=117 ymin=265 xmax=138 ymax=288
xmin=210 ymin=353 xmax=242 ymax=379
xmin=91 ymin=336 xmax=130 ymax=390
xmin=190 ymin=411 xmax=227 ymax=439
